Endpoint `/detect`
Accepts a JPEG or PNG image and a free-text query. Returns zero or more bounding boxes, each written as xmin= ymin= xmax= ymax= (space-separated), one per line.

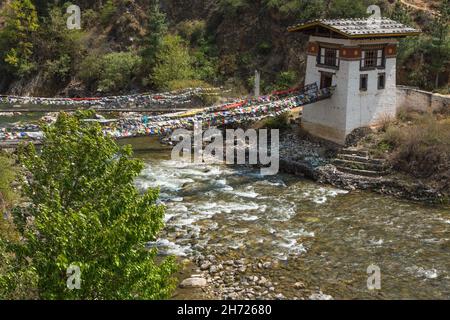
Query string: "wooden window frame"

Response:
xmin=360 ymin=74 xmax=368 ymax=92
xmin=360 ymin=48 xmax=385 ymax=71
xmin=378 ymin=73 xmax=386 ymax=90
xmin=317 ymin=47 xmax=340 ymax=69
xmin=320 ymin=71 xmax=334 ymax=89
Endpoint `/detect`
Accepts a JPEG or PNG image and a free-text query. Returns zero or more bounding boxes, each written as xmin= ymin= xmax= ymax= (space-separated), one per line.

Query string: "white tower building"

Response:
xmin=288 ymin=18 xmax=420 ymax=144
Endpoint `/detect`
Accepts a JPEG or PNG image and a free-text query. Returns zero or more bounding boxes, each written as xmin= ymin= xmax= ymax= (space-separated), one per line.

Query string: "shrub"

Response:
xmin=382 ymin=115 xmax=450 ymax=179
xmin=152 ymin=35 xmax=195 ymax=90
xmin=78 ymin=53 xmax=103 ymax=88
xmin=257 ymin=41 xmax=272 ymax=55
xmin=263 ymin=0 xmax=324 ymax=19
xmin=166 ymin=79 xmax=210 ymax=91
xmin=219 ymin=0 xmax=249 ymax=16
xmin=0 ymin=0 xmax=39 ymax=76
xmin=176 ymin=20 xmax=206 ymax=45
xmin=266 ymin=70 xmax=298 ymax=92
xmin=0 ymin=154 xmax=38 ymax=300
xmin=218 ymin=54 xmax=238 ymax=78
xmin=44 ymin=54 xmax=72 ymax=82
xmin=191 ymin=50 xmax=219 ymax=84
xmin=263 ymin=113 xmax=291 ymax=130
xmin=82 ymin=9 xmax=99 ymax=29
xmin=167 ymin=80 xmax=218 ymax=105
xmin=0 ymin=154 xmax=18 ymax=208
xmin=98 ymin=52 xmax=142 ymax=93
xmin=79 ymin=52 xmax=142 ymax=93
xmin=376 ymin=113 xmax=396 ymax=132
xmin=35 ymin=6 xmax=88 ymax=87
xmin=328 ymin=0 xmax=368 ymax=18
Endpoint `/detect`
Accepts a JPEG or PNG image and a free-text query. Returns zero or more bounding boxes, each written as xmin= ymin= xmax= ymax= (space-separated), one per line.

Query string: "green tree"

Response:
xmin=0 ymin=0 xmax=39 ymax=76
xmin=6 ymin=112 xmax=176 ymax=299
xmin=36 ymin=5 xmax=87 ymax=85
xmin=141 ymin=0 xmax=168 ymax=83
xmin=429 ymin=0 xmax=450 ymax=88
xmin=264 ymin=0 xmax=325 ymax=20
xmin=152 ymin=35 xmax=195 ymax=90
xmin=327 ymin=0 xmax=367 ymax=18
xmin=0 ymin=154 xmax=38 ymax=300
xmin=100 ymin=0 xmax=117 ymax=26
xmin=389 ymin=2 xmax=413 ymax=25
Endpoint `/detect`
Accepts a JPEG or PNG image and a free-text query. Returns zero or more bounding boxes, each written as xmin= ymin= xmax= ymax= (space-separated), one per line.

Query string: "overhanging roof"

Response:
xmin=288 ymin=18 xmax=421 ymax=38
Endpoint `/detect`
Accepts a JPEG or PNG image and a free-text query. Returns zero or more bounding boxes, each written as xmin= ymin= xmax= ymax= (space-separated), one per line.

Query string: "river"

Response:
xmin=124 ymin=136 xmax=450 ymax=300
xmin=1 ymin=109 xmax=449 ymax=299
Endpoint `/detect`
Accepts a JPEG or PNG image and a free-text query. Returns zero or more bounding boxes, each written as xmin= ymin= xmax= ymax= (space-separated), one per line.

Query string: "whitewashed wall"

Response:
xmin=303 ymin=53 xmax=349 ymax=144
xmin=302 ymin=36 xmax=400 ymax=144
xmin=345 ymin=57 xmax=397 ymax=133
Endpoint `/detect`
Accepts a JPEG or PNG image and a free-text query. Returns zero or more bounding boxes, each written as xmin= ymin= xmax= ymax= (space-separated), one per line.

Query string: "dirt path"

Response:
xmin=399 ymin=0 xmax=438 ymax=16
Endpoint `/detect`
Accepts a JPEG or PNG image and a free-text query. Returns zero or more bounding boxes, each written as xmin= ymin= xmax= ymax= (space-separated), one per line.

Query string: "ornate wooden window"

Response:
xmin=361 ymin=48 xmax=385 ymax=70
xmin=317 ymin=47 xmax=339 ymax=69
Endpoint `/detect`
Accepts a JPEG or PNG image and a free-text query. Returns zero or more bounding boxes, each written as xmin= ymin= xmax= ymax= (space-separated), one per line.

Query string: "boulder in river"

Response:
xmin=180 ymin=277 xmax=208 ymax=288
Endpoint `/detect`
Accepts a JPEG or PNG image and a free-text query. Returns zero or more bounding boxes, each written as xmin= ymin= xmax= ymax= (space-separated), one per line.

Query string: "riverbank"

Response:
xmin=277 ymin=122 xmax=449 ymax=205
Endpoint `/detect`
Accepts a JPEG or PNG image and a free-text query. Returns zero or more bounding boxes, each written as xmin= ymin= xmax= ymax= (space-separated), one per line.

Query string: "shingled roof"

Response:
xmin=288 ymin=18 xmax=421 ymax=38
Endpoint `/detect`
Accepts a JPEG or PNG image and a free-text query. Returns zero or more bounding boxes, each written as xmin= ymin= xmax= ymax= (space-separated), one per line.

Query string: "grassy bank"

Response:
xmin=357 ymin=109 xmax=450 ymax=200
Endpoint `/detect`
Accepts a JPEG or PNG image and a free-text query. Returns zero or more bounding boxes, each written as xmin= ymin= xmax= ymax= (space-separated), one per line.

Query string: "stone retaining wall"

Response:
xmin=396 ymin=86 xmax=450 ymax=113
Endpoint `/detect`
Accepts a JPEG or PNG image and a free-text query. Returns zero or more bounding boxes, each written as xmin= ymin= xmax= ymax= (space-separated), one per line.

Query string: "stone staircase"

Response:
xmin=332 ymin=148 xmax=390 ymax=177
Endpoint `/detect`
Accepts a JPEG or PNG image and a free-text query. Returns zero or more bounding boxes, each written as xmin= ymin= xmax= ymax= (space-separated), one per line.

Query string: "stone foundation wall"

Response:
xmin=301 ymin=120 xmax=347 ymax=145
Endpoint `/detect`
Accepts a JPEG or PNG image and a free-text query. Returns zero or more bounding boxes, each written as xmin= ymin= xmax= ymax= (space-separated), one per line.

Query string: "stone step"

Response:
xmin=333 ymin=159 xmax=385 ymax=172
xmin=340 ymin=148 xmax=369 ymax=158
xmin=335 ymin=166 xmax=389 ymax=177
xmin=336 ymin=154 xmax=386 ymax=166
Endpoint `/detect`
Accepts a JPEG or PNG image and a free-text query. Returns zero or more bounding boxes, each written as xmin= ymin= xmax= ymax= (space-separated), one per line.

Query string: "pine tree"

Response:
xmin=141 ymin=0 xmax=168 ymax=85
xmin=430 ymin=0 xmax=450 ymax=88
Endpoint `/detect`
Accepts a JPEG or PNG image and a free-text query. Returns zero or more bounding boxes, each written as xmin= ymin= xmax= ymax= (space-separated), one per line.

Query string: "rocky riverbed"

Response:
xmin=177 ymin=254 xmax=332 ymax=300
xmin=130 ymin=137 xmax=449 ymax=300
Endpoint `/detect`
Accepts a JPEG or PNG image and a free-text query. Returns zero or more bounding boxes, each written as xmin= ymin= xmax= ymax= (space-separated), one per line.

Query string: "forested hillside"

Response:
xmin=0 ymin=0 xmax=448 ymax=97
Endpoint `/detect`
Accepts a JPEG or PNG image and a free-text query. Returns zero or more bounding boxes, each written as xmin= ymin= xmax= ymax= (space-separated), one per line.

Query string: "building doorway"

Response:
xmin=320 ymin=72 xmax=333 ymax=89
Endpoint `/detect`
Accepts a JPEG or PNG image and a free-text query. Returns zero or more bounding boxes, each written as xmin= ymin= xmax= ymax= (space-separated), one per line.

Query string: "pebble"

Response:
xmin=209 ymin=265 xmax=218 ymax=273
xmin=309 ymin=292 xmax=334 ymax=300
xmin=200 ymin=262 xmax=211 ymax=270
xmin=275 ymin=293 xmax=285 ymax=300
xmin=258 ymin=277 xmax=268 ymax=286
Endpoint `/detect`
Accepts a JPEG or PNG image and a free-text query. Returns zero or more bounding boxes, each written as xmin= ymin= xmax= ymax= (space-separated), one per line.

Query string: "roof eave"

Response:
xmin=287 ymin=22 xmax=421 ymax=38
